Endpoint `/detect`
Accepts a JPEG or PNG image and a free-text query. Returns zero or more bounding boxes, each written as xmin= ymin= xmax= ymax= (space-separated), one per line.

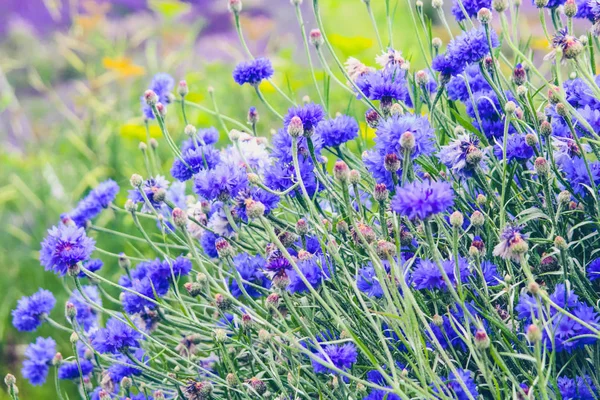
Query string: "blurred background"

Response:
xmin=0 ymin=0 xmax=542 ymax=398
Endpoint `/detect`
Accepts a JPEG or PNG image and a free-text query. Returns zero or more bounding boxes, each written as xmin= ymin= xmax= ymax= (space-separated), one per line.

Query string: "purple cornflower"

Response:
xmin=181 ymin=128 xmax=220 ymax=151
xmin=283 ymin=103 xmax=326 ymax=134
xmin=310 ymin=332 xmax=358 ymax=374
xmin=92 ymin=317 xmax=141 ymax=354
xmin=270 ymin=127 xmax=323 ymax=163
xmin=356 ymin=65 xmax=409 ymax=105
xmin=493 ymin=134 xmax=534 ymax=164
xmin=22 ymin=337 xmax=56 ymax=386
xmin=232 ymin=57 xmax=274 ymax=86
xmin=229 ymin=253 xmax=271 ymax=297
xmin=452 ymin=0 xmax=492 ymax=21
xmin=438 ymin=134 xmax=483 ymax=177
xmin=58 ymin=353 xmax=94 ymax=380
xmin=559 ymin=158 xmax=600 ymax=196
xmin=66 ymin=179 xmax=120 ymax=227
xmin=432 ymin=54 xmax=465 ymax=79
xmin=69 ymin=285 xmax=102 ymax=332
xmin=391 ymin=180 xmax=454 ymax=220
xmin=587 ymin=258 xmax=600 ymax=281
xmin=364 ymin=366 xmax=403 ymax=400
xmin=563 ymin=78 xmax=600 ymax=109
xmin=127 ymin=175 xmax=170 ymax=212
xmin=194 ymin=162 xmax=249 ymax=201
xmin=171 ymin=146 xmax=221 ymax=182
xmin=107 ymin=348 xmax=146 ymax=382
xmin=558 ymin=375 xmax=598 ymax=399
xmin=411 ymin=257 xmax=471 ymax=290
xmin=287 ymin=256 xmax=330 ymax=293
xmin=315 ymin=114 xmax=359 ymax=147
xmin=79 ymin=258 xmax=103 ymax=278
xmin=435 ymin=27 xmax=499 ymax=77
xmin=447 ymin=65 xmax=491 ymax=101
xmin=493 ymin=225 xmax=529 ymax=262
xmin=234 ymin=187 xmax=280 ymax=222
xmin=141 ymin=73 xmax=174 ymax=119
xmin=40 ymin=224 xmax=95 ymax=276
xmin=357 ymin=265 xmax=385 ymax=298
xmin=437 ymin=369 xmax=479 ymax=400
xmin=265 ymin=158 xmax=320 ymax=197
xmin=264 ymin=249 xmax=292 ymax=277
xmin=12 ymin=289 xmax=55 ymax=332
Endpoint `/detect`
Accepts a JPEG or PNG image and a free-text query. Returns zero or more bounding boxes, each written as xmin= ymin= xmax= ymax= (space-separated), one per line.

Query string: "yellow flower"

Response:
xmin=102 ymin=57 xmax=145 ymax=78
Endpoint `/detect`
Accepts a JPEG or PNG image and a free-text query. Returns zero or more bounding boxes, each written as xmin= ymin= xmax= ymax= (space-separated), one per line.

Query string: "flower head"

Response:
xmin=315 ymin=115 xmax=359 ymax=147
xmin=22 ymin=337 xmax=56 ymax=386
xmin=171 ymin=146 xmax=221 ymax=182
xmin=92 ymin=318 xmax=141 ymax=354
xmin=229 ymin=253 xmax=271 ymax=297
xmin=141 ymin=73 xmax=174 ymax=119
xmin=493 ymin=225 xmax=529 ymax=262
xmin=194 ymin=162 xmax=249 ymax=201
xmin=391 ymin=180 xmax=454 ymax=220
xmin=452 ymin=0 xmax=492 ymax=21
xmin=127 ymin=175 xmax=170 ymax=212
xmin=66 ymin=179 xmax=119 ymax=227
xmin=356 ymin=65 xmax=409 ymax=104
xmin=233 ymin=57 xmax=274 ymax=86
xmin=438 ymin=134 xmax=483 ymax=177
xmin=12 ymin=289 xmax=55 ymax=332
xmin=40 ymin=224 xmax=95 ymax=276
xmin=283 ymin=103 xmax=325 ymax=134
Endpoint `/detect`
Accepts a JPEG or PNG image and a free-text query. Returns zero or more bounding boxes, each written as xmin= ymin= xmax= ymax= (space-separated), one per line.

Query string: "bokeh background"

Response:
xmin=0 ymin=0 xmax=543 ymax=398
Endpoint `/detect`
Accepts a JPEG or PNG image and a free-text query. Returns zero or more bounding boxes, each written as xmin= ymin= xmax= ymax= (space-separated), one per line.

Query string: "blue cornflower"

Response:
xmin=194 ymin=162 xmax=249 ymax=201
xmin=375 ymin=113 xmax=436 ymax=159
xmin=287 ymin=256 xmax=330 ymax=293
xmin=79 ymin=258 xmax=103 ymax=278
xmin=229 ymin=253 xmax=271 ymax=297
xmin=265 ymin=158 xmax=320 ymax=197
xmin=69 ymin=285 xmax=101 ymax=332
xmin=452 ymin=0 xmax=492 ymax=21
xmin=315 ymin=114 xmax=359 ymax=147
xmin=201 ymin=231 xmax=221 ymax=258
xmin=127 ymin=175 xmax=170 ymax=212
xmin=40 ymin=224 xmax=95 ymax=276
xmin=432 ymin=54 xmax=464 ymax=78
xmin=22 ymin=337 xmax=56 ymax=386
xmin=141 ymin=73 xmax=174 ymax=119
xmin=493 ymin=134 xmax=534 ymax=164
xmin=66 ymin=179 xmax=120 ymax=227
xmin=448 ymin=27 xmax=499 ymax=67
xmin=150 ymin=256 xmax=193 ymax=286
xmin=559 ymin=158 xmax=600 ymax=196
xmin=310 ymin=332 xmax=358 ymax=374
xmin=233 ymin=57 xmax=274 ymax=86
xmin=391 ymin=180 xmax=454 ymax=220
xmin=234 ymin=187 xmax=279 ymax=222
xmin=576 ymin=376 xmax=598 ymax=398
xmin=411 ymin=257 xmax=471 ymax=290
xmin=538 ymin=0 xmax=566 ymax=8
xmin=92 ymin=317 xmax=141 ymax=354
xmin=356 ymin=65 xmax=409 ymax=104
xmin=364 ymin=366 xmax=403 ymax=400
xmin=283 ymin=103 xmax=325 ymax=133
xmin=563 ymin=78 xmax=600 ymax=109
xmin=480 ymin=260 xmax=501 ymax=286
xmin=171 ymin=146 xmax=221 ymax=182
xmin=264 ymin=249 xmax=292 ymax=276
xmin=438 ymin=134 xmax=483 ymax=177
xmin=58 ymin=359 xmax=94 ymax=380
xmin=587 ymin=258 xmax=600 ymax=281
xmin=181 ymin=128 xmax=220 ymax=152
xmin=515 ymin=292 xmax=540 ymax=320
xmin=108 ymin=349 xmax=146 ymax=382
xmin=362 ymin=150 xmax=396 ymax=187
xmin=437 ymin=369 xmax=479 ymax=400
xmin=549 ymin=283 xmax=579 ymax=309
xmin=12 ymin=288 xmax=55 ymax=332
xmin=270 ymin=127 xmax=323 ymax=163
xmin=464 ymin=89 xmax=506 ymax=121
xmin=446 ymin=65 xmax=491 ymax=102
xmin=357 ymin=265 xmax=384 ymax=298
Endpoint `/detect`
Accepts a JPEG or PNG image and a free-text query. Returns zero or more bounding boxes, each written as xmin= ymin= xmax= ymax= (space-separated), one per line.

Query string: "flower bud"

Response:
xmin=118 ymin=253 xmax=131 ymax=270
xmin=334 ymin=160 xmax=350 ymax=182
xmin=144 ymin=90 xmax=158 ymax=106
xmin=554 ymin=236 xmax=568 ymax=250
xmin=512 ymin=63 xmax=527 ymax=85
xmin=296 ymin=218 xmax=309 ymax=236
xmin=121 ymin=376 xmax=133 ymax=390
xmin=565 ymin=0 xmax=577 ymax=18
xmin=548 ymin=85 xmax=561 ymax=104
xmin=248 ymin=377 xmax=267 ymax=395
xmin=272 ymin=274 xmax=290 ymax=290
xmin=374 ymin=183 xmax=389 ymax=202
xmin=178 ymin=80 xmax=189 ymax=97
xmin=349 ymin=170 xmax=361 ymax=184
xmin=534 ymin=157 xmax=550 ymax=177
xmin=309 ymin=29 xmax=324 ymax=47
xmin=70 ymin=332 xmax=79 ymax=344
xmin=185 ymin=124 xmax=197 ymax=136
xmin=153 ymin=390 xmax=166 ymax=400
xmin=258 ymin=329 xmax=271 ymax=342
xmin=375 ymin=240 xmax=396 ymax=258
xmin=516 ymin=85 xmax=527 ymax=97
xmin=247 ymin=173 xmax=260 ymax=185
xmin=266 ymin=293 xmax=280 ymax=309
xmin=226 ymin=373 xmax=238 ymax=387
xmin=398 ymin=132 xmax=415 ymax=152
xmin=215 ymin=238 xmax=235 ymax=258
xmin=432 ymin=37 xmax=443 ymax=50
xmin=65 ymin=302 xmax=77 ymax=321
xmin=184 ymin=282 xmax=203 ymax=297
xmin=172 ymin=208 xmax=187 ymax=228
xmin=476 ymin=194 xmax=487 ymax=206
xmin=288 ymin=116 xmax=304 ymax=137
xmin=336 ymin=220 xmax=349 ymax=235
xmin=555 ymin=103 xmax=567 ymax=117
xmin=352 ymin=222 xmax=376 ymax=244
xmin=246 ymin=199 xmax=266 ymax=219
xmin=469 ymin=245 xmax=480 ymax=258
xmin=534 ymin=0 xmax=548 ymax=7
xmin=450 ymin=211 xmax=464 ymax=228
xmin=525 ymin=133 xmax=538 ymax=147
xmin=539 ymin=121 xmax=553 ymax=137
xmin=558 ymin=190 xmax=571 ymax=205
xmin=540 ymin=253 xmax=559 ymax=272
xmin=504 ymin=101 xmax=517 ymax=114
xmin=228 ymin=0 xmax=242 ymax=13
xmin=153 ymin=188 xmax=167 ymax=203
xmin=248 ymin=107 xmax=259 ymax=124
xmin=526 ymin=324 xmax=542 ymax=343
xmin=52 ymin=352 xmax=63 ymax=366
xmin=432 ymin=314 xmax=444 ymax=326
xmin=474 ymin=329 xmax=490 ymax=349
xmin=432 ymin=0 xmax=443 ymax=9
xmin=155 ymin=102 xmax=167 ymax=118
xmin=471 ymin=211 xmax=485 ymax=227
xmin=302 ymin=95 xmax=311 ymax=104
xmin=365 ymin=109 xmax=380 ymax=128
xmin=130 ymin=174 xmax=143 ymax=188
xmin=4 ymin=374 xmax=16 ymax=387
xmin=477 ymin=7 xmax=492 ymax=24
xmin=214 ymin=328 xmax=228 ymax=343
xmin=139 ymin=142 xmax=147 ymax=151
xmin=384 ymin=153 xmax=401 ymax=172
xmin=528 ymin=281 xmax=540 ymax=295
xmin=229 ymin=129 xmax=242 ymax=142
xmin=416 ymin=70 xmax=430 ymax=86
xmin=215 ymin=293 xmax=232 ymax=311
xmin=389 ymin=103 xmax=404 ymax=116
xmin=492 ymin=0 xmax=508 ymax=12
xmin=98 ymin=390 xmax=112 ymax=400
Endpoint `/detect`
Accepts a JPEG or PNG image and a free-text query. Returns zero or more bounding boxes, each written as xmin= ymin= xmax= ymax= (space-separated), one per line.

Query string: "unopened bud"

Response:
xmin=65 ymin=302 xmax=77 ymax=321
xmin=389 ymin=103 xmax=404 ymax=116
xmin=554 ymin=236 xmax=568 ymax=250
xmin=333 ymin=161 xmax=350 ymax=182
xmin=184 ymin=124 xmax=197 ymax=136
xmin=184 ymin=282 xmax=203 ymax=297
xmin=474 ymin=329 xmax=490 ymax=349
xmin=555 ymin=103 xmax=567 ymax=117
xmin=172 ymin=208 xmax=187 ymax=228
xmin=513 ymin=63 xmax=527 ymax=85
xmin=526 ymin=324 xmax=542 ymax=343
xmin=214 ymin=328 xmax=228 ymax=343
xmin=477 ymin=7 xmax=492 ymax=24
xmin=229 ymin=129 xmax=242 ymax=141
xmin=384 ymin=153 xmax=401 ymax=172
xmin=558 ymin=190 xmax=571 ymax=205
xmin=432 ymin=0 xmax=443 ymax=8
xmin=504 ymin=101 xmax=517 ymax=114
xmin=144 ymin=90 xmax=158 ymax=106
xmin=450 ymin=211 xmax=464 ymax=228
xmin=471 ymin=211 xmax=485 ymax=227
xmin=215 ymin=293 xmax=232 ymax=311
xmin=248 ymin=377 xmax=267 ymax=395
xmin=336 ymin=220 xmax=349 ymax=235
xmin=432 ymin=37 xmax=443 ymax=50
xmin=153 ymin=390 xmax=166 ymax=400
xmin=215 ymin=238 xmax=235 ymax=258
xmin=178 ymin=80 xmax=189 ymax=97
xmin=525 ymin=134 xmax=538 ymax=147
xmin=130 ymin=174 xmax=143 ymax=188
xmin=287 ymin=116 xmax=304 ymax=137
xmin=153 ymin=188 xmax=167 ymax=203
xmin=70 ymin=332 xmax=79 ymax=344
xmin=400 ymin=131 xmax=416 ymax=151
xmin=365 ymin=109 xmax=380 ymax=128
xmin=534 ymin=157 xmax=550 ymax=177
xmin=540 ymin=121 xmax=553 ymax=137
xmin=375 ymin=240 xmax=396 ymax=258
xmin=432 ymin=314 xmax=444 ymax=326
xmin=228 ymin=0 xmax=242 ymax=13
xmin=548 ymin=85 xmax=561 ymax=104
xmin=121 ymin=377 xmax=133 ymax=390
xmin=374 ymin=183 xmax=389 ymax=202
xmin=296 ymin=218 xmax=309 ymax=236
xmin=492 ymin=0 xmax=508 ymax=12
xmin=565 ymin=0 xmax=577 ymax=17
xmin=309 ymin=29 xmax=324 ymax=47
xmin=155 ymin=102 xmax=167 ymax=118
xmin=248 ymin=107 xmax=259 ymax=124
xmin=349 ymin=170 xmax=361 ymax=184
